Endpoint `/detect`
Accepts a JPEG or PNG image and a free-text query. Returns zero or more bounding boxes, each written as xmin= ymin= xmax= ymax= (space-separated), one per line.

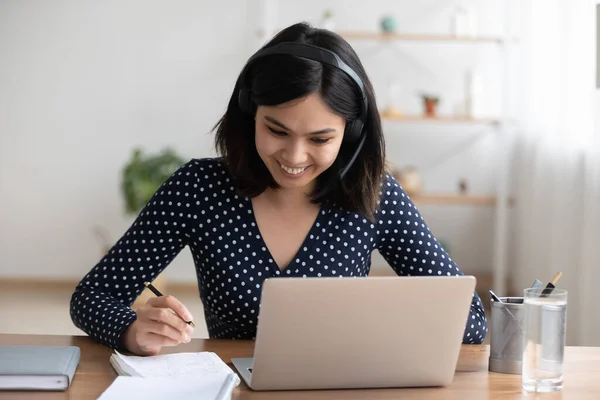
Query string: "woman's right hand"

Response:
xmin=122 ymin=295 xmax=195 ymax=356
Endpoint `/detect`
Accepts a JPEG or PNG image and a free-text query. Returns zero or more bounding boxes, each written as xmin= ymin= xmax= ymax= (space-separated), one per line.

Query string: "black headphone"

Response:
xmin=237 ymin=42 xmax=368 ymax=179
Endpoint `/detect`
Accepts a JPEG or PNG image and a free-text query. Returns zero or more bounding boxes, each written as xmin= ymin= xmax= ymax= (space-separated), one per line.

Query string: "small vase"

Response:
xmin=380 ymin=15 xmax=397 ymax=33
xmin=424 ymin=99 xmax=438 ymax=117
xmin=392 ymin=166 xmax=424 ymax=196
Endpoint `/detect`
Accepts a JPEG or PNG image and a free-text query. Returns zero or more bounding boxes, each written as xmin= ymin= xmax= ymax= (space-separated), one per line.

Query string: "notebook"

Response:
xmin=0 ymin=345 xmax=80 ymax=391
xmin=102 ymin=350 xmax=240 ymax=400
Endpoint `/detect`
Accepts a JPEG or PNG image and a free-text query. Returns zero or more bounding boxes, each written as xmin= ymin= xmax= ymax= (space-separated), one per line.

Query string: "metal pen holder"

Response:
xmin=489 ymin=297 xmax=524 ymax=374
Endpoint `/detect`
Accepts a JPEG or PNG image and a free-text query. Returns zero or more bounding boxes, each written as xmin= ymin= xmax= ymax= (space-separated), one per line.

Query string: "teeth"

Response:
xmin=279 ymin=163 xmax=306 ymax=175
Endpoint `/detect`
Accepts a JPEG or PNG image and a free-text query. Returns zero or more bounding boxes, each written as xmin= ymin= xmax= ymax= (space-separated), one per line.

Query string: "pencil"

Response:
xmin=144 ymin=282 xmax=196 ymax=328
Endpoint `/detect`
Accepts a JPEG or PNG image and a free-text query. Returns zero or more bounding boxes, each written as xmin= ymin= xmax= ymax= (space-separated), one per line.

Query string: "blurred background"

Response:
xmin=1 ymin=0 xmax=599 ymax=346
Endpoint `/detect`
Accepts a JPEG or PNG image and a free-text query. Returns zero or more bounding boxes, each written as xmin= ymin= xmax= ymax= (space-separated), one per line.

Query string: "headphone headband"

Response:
xmin=243 ymin=42 xmax=367 ymax=103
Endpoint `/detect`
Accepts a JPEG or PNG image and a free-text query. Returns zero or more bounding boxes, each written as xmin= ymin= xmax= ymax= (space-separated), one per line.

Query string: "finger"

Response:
xmin=144 ymin=319 xmax=190 ymax=343
xmin=141 ymin=331 xmax=180 ymax=348
xmin=146 ymin=307 xmax=193 ymax=336
xmin=146 ymin=295 xmax=194 ymax=324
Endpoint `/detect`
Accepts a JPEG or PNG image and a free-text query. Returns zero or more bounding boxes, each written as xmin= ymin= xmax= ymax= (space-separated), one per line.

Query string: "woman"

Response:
xmin=70 ymin=22 xmax=487 ymax=356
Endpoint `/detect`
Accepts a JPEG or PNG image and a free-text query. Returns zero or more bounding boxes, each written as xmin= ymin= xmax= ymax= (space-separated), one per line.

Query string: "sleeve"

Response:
xmin=69 ymin=161 xmax=197 ymax=349
xmin=374 ymin=173 xmax=488 ymax=344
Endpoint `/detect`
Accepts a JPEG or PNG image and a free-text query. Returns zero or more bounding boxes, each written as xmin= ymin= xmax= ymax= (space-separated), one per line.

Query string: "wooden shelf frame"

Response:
xmin=409 ymin=194 xmax=515 ymax=207
xmin=336 ymin=31 xmax=506 ymax=44
xmin=381 ymin=114 xmax=500 ymax=125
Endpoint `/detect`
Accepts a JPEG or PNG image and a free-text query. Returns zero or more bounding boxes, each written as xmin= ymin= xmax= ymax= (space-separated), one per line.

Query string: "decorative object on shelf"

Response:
xmin=381 ymin=106 xmax=404 ymax=119
xmin=450 ymin=6 xmax=477 ymax=37
xmin=121 ymin=147 xmax=185 ymax=215
xmin=380 ymin=15 xmax=397 ymax=33
xmin=458 ymin=177 xmax=469 ymax=194
xmin=320 ymin=9 xmax=335 ymax=31
xmin=464 ymin=69 xmax=484 ymax=118
xmin=421 ymin=94 xmax=440 ymax=117
xmin=392 ymin=166 xmax=424 ymax=196
xmin=382 ymin=79 xmax=403 ymax=118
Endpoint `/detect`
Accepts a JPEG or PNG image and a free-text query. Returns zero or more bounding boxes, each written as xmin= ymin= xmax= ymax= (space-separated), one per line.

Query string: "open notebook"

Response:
xmin=99 ymin=351 xmax=240 ymax=400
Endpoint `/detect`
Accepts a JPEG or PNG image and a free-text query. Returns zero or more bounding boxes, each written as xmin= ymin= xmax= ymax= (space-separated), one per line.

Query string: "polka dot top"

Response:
xmin=70 ymin=158 xmax=487 ymax=349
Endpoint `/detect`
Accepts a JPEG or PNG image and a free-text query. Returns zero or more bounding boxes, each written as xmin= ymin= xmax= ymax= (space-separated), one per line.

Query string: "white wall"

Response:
xmin=0 ymin=0 xmax=510 ymax=283
xmin=597 ymin=92 xmax=600 ymax=142
xmin=597 ymin=2 xmax=600 ymax=133
xmin=596 ymin=1 xmax=600 ymax=146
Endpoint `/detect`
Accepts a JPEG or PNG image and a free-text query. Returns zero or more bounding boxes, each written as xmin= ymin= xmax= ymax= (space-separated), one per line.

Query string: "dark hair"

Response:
xmin=214 ymin=22 xmax=385 ymax=220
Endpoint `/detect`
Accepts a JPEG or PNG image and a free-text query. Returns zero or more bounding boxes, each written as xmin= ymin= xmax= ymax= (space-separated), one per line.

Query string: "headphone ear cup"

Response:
xmin=344 ymin=119 xmax=363 ymax=143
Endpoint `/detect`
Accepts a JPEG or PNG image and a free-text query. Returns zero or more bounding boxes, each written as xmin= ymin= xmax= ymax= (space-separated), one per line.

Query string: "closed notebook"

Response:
xmin=0 ymin=345 xmax=80 ymax=391
xmin=103 ymin=351 xmax=240 ymax=400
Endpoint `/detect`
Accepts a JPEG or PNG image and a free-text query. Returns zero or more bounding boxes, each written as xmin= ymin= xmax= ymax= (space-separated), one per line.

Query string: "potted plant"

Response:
xmin=122 ymin=147 xmax=185 ymax=215
xmin=421 ymin=94 xmax=440 ymax=117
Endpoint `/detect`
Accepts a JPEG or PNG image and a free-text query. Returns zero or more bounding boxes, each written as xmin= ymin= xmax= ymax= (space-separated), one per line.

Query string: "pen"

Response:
xmin=144 ymin=282 xmax=196 ymax=328
xmin=489 ymin=290 xmax=503 ymax=303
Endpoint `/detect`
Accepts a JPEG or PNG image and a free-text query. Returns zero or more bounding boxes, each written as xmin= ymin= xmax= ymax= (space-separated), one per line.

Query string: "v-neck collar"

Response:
xmin=245 ymin=196 xmax=326 ymax=276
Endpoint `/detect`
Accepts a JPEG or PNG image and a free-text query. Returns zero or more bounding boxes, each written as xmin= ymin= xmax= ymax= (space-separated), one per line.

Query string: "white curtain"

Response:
xmin=511 ymin=0 xmax=599 ymax=345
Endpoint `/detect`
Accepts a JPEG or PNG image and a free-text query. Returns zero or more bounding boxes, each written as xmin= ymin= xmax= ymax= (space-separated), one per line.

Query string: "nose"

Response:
xmin=282 ymin=139 xmax=308 ymax=166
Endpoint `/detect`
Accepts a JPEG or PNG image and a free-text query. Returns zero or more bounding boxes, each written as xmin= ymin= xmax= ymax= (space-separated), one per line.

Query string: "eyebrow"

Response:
xmin=264 ymin=116 xmax=337 ymax=135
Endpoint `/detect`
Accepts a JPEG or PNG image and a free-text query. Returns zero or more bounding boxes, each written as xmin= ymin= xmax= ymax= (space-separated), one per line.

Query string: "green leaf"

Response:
xmin=121 ymin=147 xmax=185 ymax=215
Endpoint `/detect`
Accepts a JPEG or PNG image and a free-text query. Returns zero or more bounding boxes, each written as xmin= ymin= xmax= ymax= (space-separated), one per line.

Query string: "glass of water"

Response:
xmin=522 ymin=288 xmax=568 ymax=392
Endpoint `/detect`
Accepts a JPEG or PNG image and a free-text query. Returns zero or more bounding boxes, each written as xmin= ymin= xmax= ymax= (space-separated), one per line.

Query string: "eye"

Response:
xmin=311 ymin=137 xmax=331 ymax=144
xmin=267 ymin=127 xmax=287 ymax=136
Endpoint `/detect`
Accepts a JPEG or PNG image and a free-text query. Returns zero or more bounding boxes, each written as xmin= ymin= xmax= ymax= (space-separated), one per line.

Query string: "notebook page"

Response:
xmin=113 ymin=351 xmax=239 ymax=382
xmin=98 ymin=376 xmax=230 ymax=400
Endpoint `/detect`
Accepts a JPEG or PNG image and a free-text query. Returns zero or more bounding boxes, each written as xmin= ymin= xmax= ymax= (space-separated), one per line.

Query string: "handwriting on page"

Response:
xmin=115 ymin=351 xmax=230 ymax=378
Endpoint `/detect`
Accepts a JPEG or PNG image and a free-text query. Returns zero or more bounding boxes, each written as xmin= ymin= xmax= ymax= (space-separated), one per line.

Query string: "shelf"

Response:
xmin=408 ymin=194 xmax=513 ymax=207
xmin=381 ymin=114 xmax=499 ymax=125
xmin=336 ymin=31 xmax=504 ymax=44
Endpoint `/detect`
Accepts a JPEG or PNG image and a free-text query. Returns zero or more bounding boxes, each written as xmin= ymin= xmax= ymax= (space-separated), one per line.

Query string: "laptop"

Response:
xmin=231 ymin=275 xmax=476 ymax=391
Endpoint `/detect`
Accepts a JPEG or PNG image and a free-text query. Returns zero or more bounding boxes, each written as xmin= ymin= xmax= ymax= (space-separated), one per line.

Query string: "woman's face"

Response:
xmin=254 ymin=92 xmax=346 ymax=194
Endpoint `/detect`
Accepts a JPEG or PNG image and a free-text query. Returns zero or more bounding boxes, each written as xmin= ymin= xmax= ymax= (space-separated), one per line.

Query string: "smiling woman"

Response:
xmin=255 ymin=93 xmax=345 ymax=194
xmin=70 ymin=22 xmax=488 ymax=356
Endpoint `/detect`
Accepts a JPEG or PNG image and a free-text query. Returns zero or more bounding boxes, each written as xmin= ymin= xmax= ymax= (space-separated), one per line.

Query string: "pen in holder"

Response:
xmin=489 ymin=295 xmax=525 ymax=374
xmin=489 ymin=290 xmax=523 ymax=329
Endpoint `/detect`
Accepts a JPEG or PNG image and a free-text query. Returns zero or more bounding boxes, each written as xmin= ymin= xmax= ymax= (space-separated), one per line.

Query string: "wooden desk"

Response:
xmin=1 ymin=334 xmax=599 ymax=399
